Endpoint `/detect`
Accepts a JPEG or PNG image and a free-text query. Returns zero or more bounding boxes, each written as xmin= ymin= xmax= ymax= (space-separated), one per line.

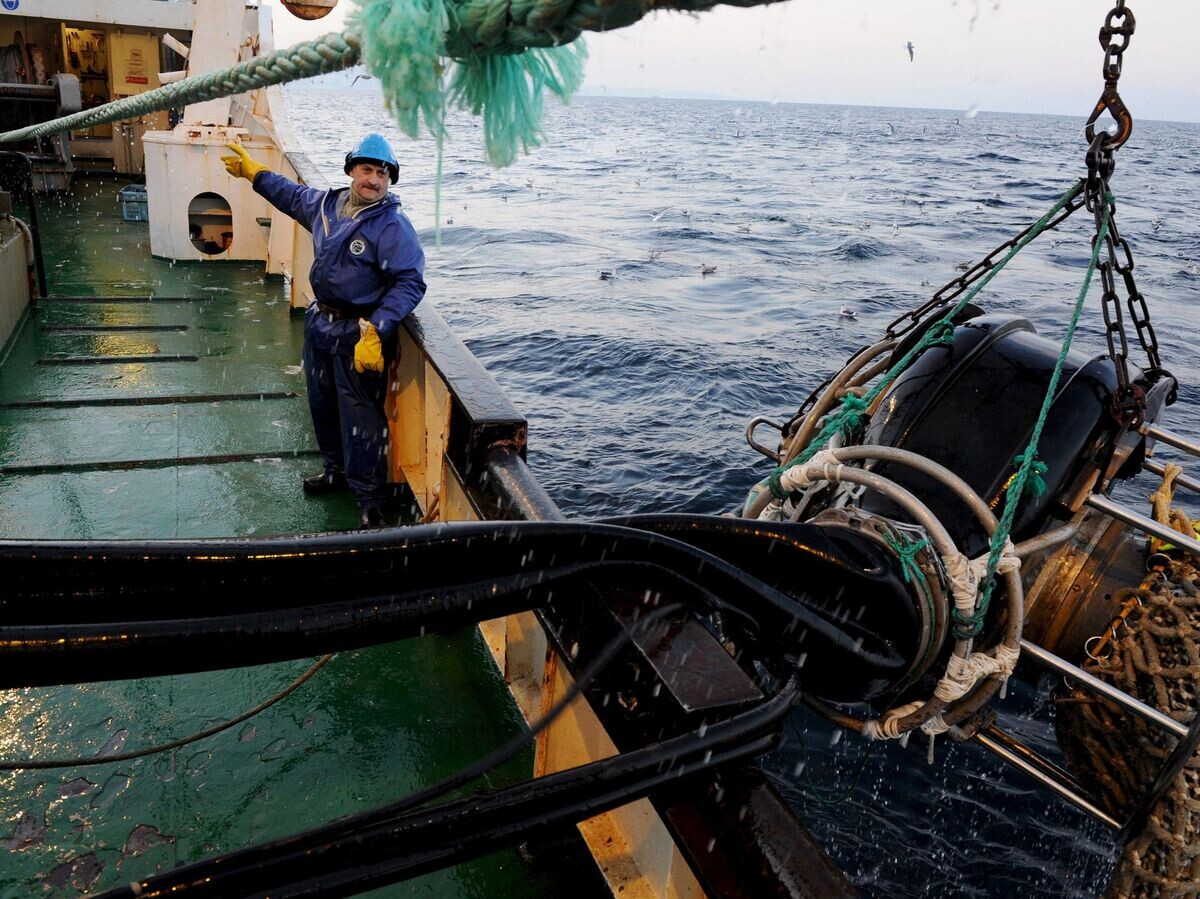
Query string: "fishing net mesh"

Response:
xmin=1055 ymin=558 xmax=1200 ymax=898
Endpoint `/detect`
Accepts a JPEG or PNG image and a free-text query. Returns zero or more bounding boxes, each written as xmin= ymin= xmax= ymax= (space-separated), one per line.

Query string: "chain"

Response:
xmin=1082 ymin=3 xmax=1174 ymax=426
xmin=1085 ymin=1 xmax=1135 ymax=150
xmin=885 ymin=193 xmax=1085 ymax=339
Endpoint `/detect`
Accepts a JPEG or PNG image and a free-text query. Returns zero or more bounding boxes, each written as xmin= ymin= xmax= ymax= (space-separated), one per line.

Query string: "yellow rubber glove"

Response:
xmin=354 ymin=319 xmax=384 ymax=374
xmin=221 ymin=142 xmax=269 ymax=182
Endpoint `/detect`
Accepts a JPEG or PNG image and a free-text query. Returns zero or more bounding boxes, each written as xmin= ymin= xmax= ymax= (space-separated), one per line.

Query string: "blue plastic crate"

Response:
xmin=118 ymin=184 xmax=148 ymax=222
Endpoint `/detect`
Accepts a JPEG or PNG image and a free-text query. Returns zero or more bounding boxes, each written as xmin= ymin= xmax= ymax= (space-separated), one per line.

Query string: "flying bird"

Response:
xmin=906 ymin=41 xmax=914 ymax=62
xmin=351 ymin=72 xmax=373 ymax=87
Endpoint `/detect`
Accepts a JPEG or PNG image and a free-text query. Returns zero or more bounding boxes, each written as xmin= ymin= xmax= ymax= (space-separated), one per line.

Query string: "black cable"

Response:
xmin=109 ymin=600 xmax=686 ymax=896
xmin=103 ymin=674 xmax=801 ymax=898
xmin=0 ymin=519 xmax=907 ymax=694
xmin=282 ymin=736 xmax=781 ymax=899
xmin=0 ymin=655 xmax=333 ymax=770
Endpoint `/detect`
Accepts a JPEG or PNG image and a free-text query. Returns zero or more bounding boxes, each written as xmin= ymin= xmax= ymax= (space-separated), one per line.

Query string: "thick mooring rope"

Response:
xmin=0 ymin=0 xmax=772 ymax=165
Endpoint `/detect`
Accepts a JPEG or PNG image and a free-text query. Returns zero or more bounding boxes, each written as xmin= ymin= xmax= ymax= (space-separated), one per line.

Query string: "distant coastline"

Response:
xmin=285 ymin=80 xmax=1200 ymax=128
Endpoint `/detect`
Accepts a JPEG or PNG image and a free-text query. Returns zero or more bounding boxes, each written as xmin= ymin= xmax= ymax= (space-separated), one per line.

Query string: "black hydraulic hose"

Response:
xmin=0 ymin=520 xmax=908 ymax=693
xmin=98 ymin=603 xmax=689 ymax=899
xmin=99 ymin=676 xmax=801 ymax=898
xmin=268 ymin=738 xmax=780 ymax=899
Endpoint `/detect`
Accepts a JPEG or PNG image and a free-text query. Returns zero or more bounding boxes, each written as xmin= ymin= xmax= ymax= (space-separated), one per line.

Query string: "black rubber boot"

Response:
xmin=359 ymin=505 xmax=387 ymax=529
xmin=302 ymin=471 xmax=349 ymax=495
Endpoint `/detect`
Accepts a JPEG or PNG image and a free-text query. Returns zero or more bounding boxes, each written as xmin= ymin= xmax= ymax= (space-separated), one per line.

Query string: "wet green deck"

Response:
xmin=0 ymin=177 xmax=360 ymax=537
xmin=0 ymin=178 xmax=589 ymax=897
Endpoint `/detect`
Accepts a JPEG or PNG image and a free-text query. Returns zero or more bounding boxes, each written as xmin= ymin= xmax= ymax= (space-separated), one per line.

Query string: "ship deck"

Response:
xmin=0 ymin=176 xmax=601 ymax=897
xmin=0 ymin=176 xmax=362 ymax=537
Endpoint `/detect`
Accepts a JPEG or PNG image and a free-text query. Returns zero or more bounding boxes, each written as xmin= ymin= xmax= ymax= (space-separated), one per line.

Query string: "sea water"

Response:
xmin=287 ymin=90 xmax=1200 ymax=897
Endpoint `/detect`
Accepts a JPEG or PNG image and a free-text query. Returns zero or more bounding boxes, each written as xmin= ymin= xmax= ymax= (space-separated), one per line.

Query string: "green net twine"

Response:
xmin=351 ymin=0 xmax=586 ymax=168
xmin=1012 ymin=450 xmax=1048 ymax=498
xmin=352 ymin=0 xmax=450 ymax=142
xmin=448 ymin=43 xmax=587 ymax=167
xmin=882 ymin=531 xmax=930 ymax=587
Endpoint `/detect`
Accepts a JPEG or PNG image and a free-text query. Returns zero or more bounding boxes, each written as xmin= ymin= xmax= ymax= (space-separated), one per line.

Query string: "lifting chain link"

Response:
xmin=884 ymin=193 xmax=1085 ymax=340
xmin=1083 ymin=2 xmax=1174 ymax=426
xmin=1085 ymin=0 xmax=1135 ymax=150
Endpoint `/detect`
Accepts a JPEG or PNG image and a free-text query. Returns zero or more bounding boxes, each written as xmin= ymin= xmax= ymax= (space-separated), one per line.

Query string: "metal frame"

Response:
xmin=975 ymin=444 xmax=1200 ymax=840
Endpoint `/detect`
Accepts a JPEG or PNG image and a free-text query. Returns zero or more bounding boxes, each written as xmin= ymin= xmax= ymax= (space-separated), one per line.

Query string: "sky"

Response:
xmin=269 ymin=0 xmax=1200 ymax=123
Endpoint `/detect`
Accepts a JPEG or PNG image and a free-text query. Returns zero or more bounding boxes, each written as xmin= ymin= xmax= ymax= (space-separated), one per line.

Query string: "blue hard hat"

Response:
xmin=344 ymin=132 xmax=398 ymax=183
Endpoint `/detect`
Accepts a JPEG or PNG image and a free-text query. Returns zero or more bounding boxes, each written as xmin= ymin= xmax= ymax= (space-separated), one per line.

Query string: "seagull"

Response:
xmin=351 ymin=72 xmax=373 ymax=87
xmin=700 ymin=264 xmax=717 ymax=276
xmin=906 ymin=41 xmax=914 ymax=62
xmin=839 ymin=306 xmax=857 ymax=319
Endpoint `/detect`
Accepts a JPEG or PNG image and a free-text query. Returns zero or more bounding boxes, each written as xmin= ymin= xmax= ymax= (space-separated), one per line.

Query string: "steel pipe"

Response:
xmin=0 ymin=82 xmax=56 ymax=102
xmin=1085 ymin=493 xmax=1200 ymax=559
xmin=1020 ymin=639 xmax=1188 ymax=739
xmin=1144 ymin=425 xmax=1200 ymax=459
xmin=1143 ymin=460 xmax=1200 ymax=495
xmin=1013 ymin=523 xmax=1079 ymax=559
xmin=973 ymin=726 xmax=1120 ymax=829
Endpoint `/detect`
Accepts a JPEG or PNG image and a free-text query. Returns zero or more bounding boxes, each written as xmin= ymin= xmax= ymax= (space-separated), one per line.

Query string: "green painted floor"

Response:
xmin=1 ymin=177 xmax=361 ymax=537
xmin=0 ymin=178 xmax=597 ymax=897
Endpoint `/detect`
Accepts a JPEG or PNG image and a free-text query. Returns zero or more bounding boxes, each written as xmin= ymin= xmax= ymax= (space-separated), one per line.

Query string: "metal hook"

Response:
xmin=1085 ymin=85 xmax=1133 ymax=151
xmin=745 ymin=416 xmax=784 ymax=462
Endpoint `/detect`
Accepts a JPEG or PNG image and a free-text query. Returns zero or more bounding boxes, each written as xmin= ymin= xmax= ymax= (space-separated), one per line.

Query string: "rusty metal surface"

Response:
xmin=664 ymin=767 xmax=860 ymax=899
xmin=1022 ymin=509 xmax=1144 ymax=663
xmin=611 ymin=602 xmax=763 ymax=713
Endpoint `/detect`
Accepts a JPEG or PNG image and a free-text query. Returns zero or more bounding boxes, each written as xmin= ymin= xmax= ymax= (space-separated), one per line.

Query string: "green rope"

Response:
xmin=786 ymin=717 xmax=880 ymax=807
xmin=951 ymin=193 xmax=1112 ymax=639
xmin=882 ymin=530 xmax=930 ymax=588
xmin=0 ymin=0 xmax=766 ymax=166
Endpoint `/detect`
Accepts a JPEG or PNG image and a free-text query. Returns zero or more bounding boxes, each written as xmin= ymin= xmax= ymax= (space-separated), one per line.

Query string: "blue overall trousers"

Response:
xmin=254 ymin=171 xmax=426 ymax=511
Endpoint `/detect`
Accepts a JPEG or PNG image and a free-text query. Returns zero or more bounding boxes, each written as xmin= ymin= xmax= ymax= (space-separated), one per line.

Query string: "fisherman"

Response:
xmin=221 ymin=133 xmax=426 ymax=528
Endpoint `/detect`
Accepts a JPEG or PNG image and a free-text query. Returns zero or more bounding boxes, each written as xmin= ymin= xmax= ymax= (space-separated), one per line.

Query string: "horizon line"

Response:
xmin=285 ymin=83 xmax=1200 ymax=127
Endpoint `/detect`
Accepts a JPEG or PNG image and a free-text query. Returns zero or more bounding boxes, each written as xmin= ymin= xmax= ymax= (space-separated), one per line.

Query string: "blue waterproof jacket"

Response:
xmin=254 ymin=171 xmax=426 ymax=353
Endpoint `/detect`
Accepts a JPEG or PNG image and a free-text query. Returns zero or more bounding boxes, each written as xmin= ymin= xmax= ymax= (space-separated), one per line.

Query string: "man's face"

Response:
xmin=350 ymin=161 xmax=389 ymax=202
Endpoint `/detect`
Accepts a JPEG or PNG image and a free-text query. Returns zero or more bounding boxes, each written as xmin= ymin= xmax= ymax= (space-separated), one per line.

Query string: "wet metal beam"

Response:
xmin=1144 ymin=425 xmax=1200 ymax=459
xmin=42 ymin=295 xmax=219 ymax=303
xmin=36 ymin=354 xmax=199 ymax=364
xmin=1020 ymin=639 xmax=1188 ymax=739
xmin=39 ymin=324 xmax=189 ymax=333
xmin=974 ymin=726 xmax=1120 ymax=830
xmin=1143 ymin=460 xmax=1200 ymax=495
xmin=485 ymin=446 xmax=563 ymax=522
xmin=1086 ymin=493 xmax=1200 ymax=559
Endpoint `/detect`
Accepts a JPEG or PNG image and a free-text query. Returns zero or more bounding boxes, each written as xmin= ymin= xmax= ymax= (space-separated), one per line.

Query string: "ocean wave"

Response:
xmin=828 ymin=238 xmax=892 ymax=260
